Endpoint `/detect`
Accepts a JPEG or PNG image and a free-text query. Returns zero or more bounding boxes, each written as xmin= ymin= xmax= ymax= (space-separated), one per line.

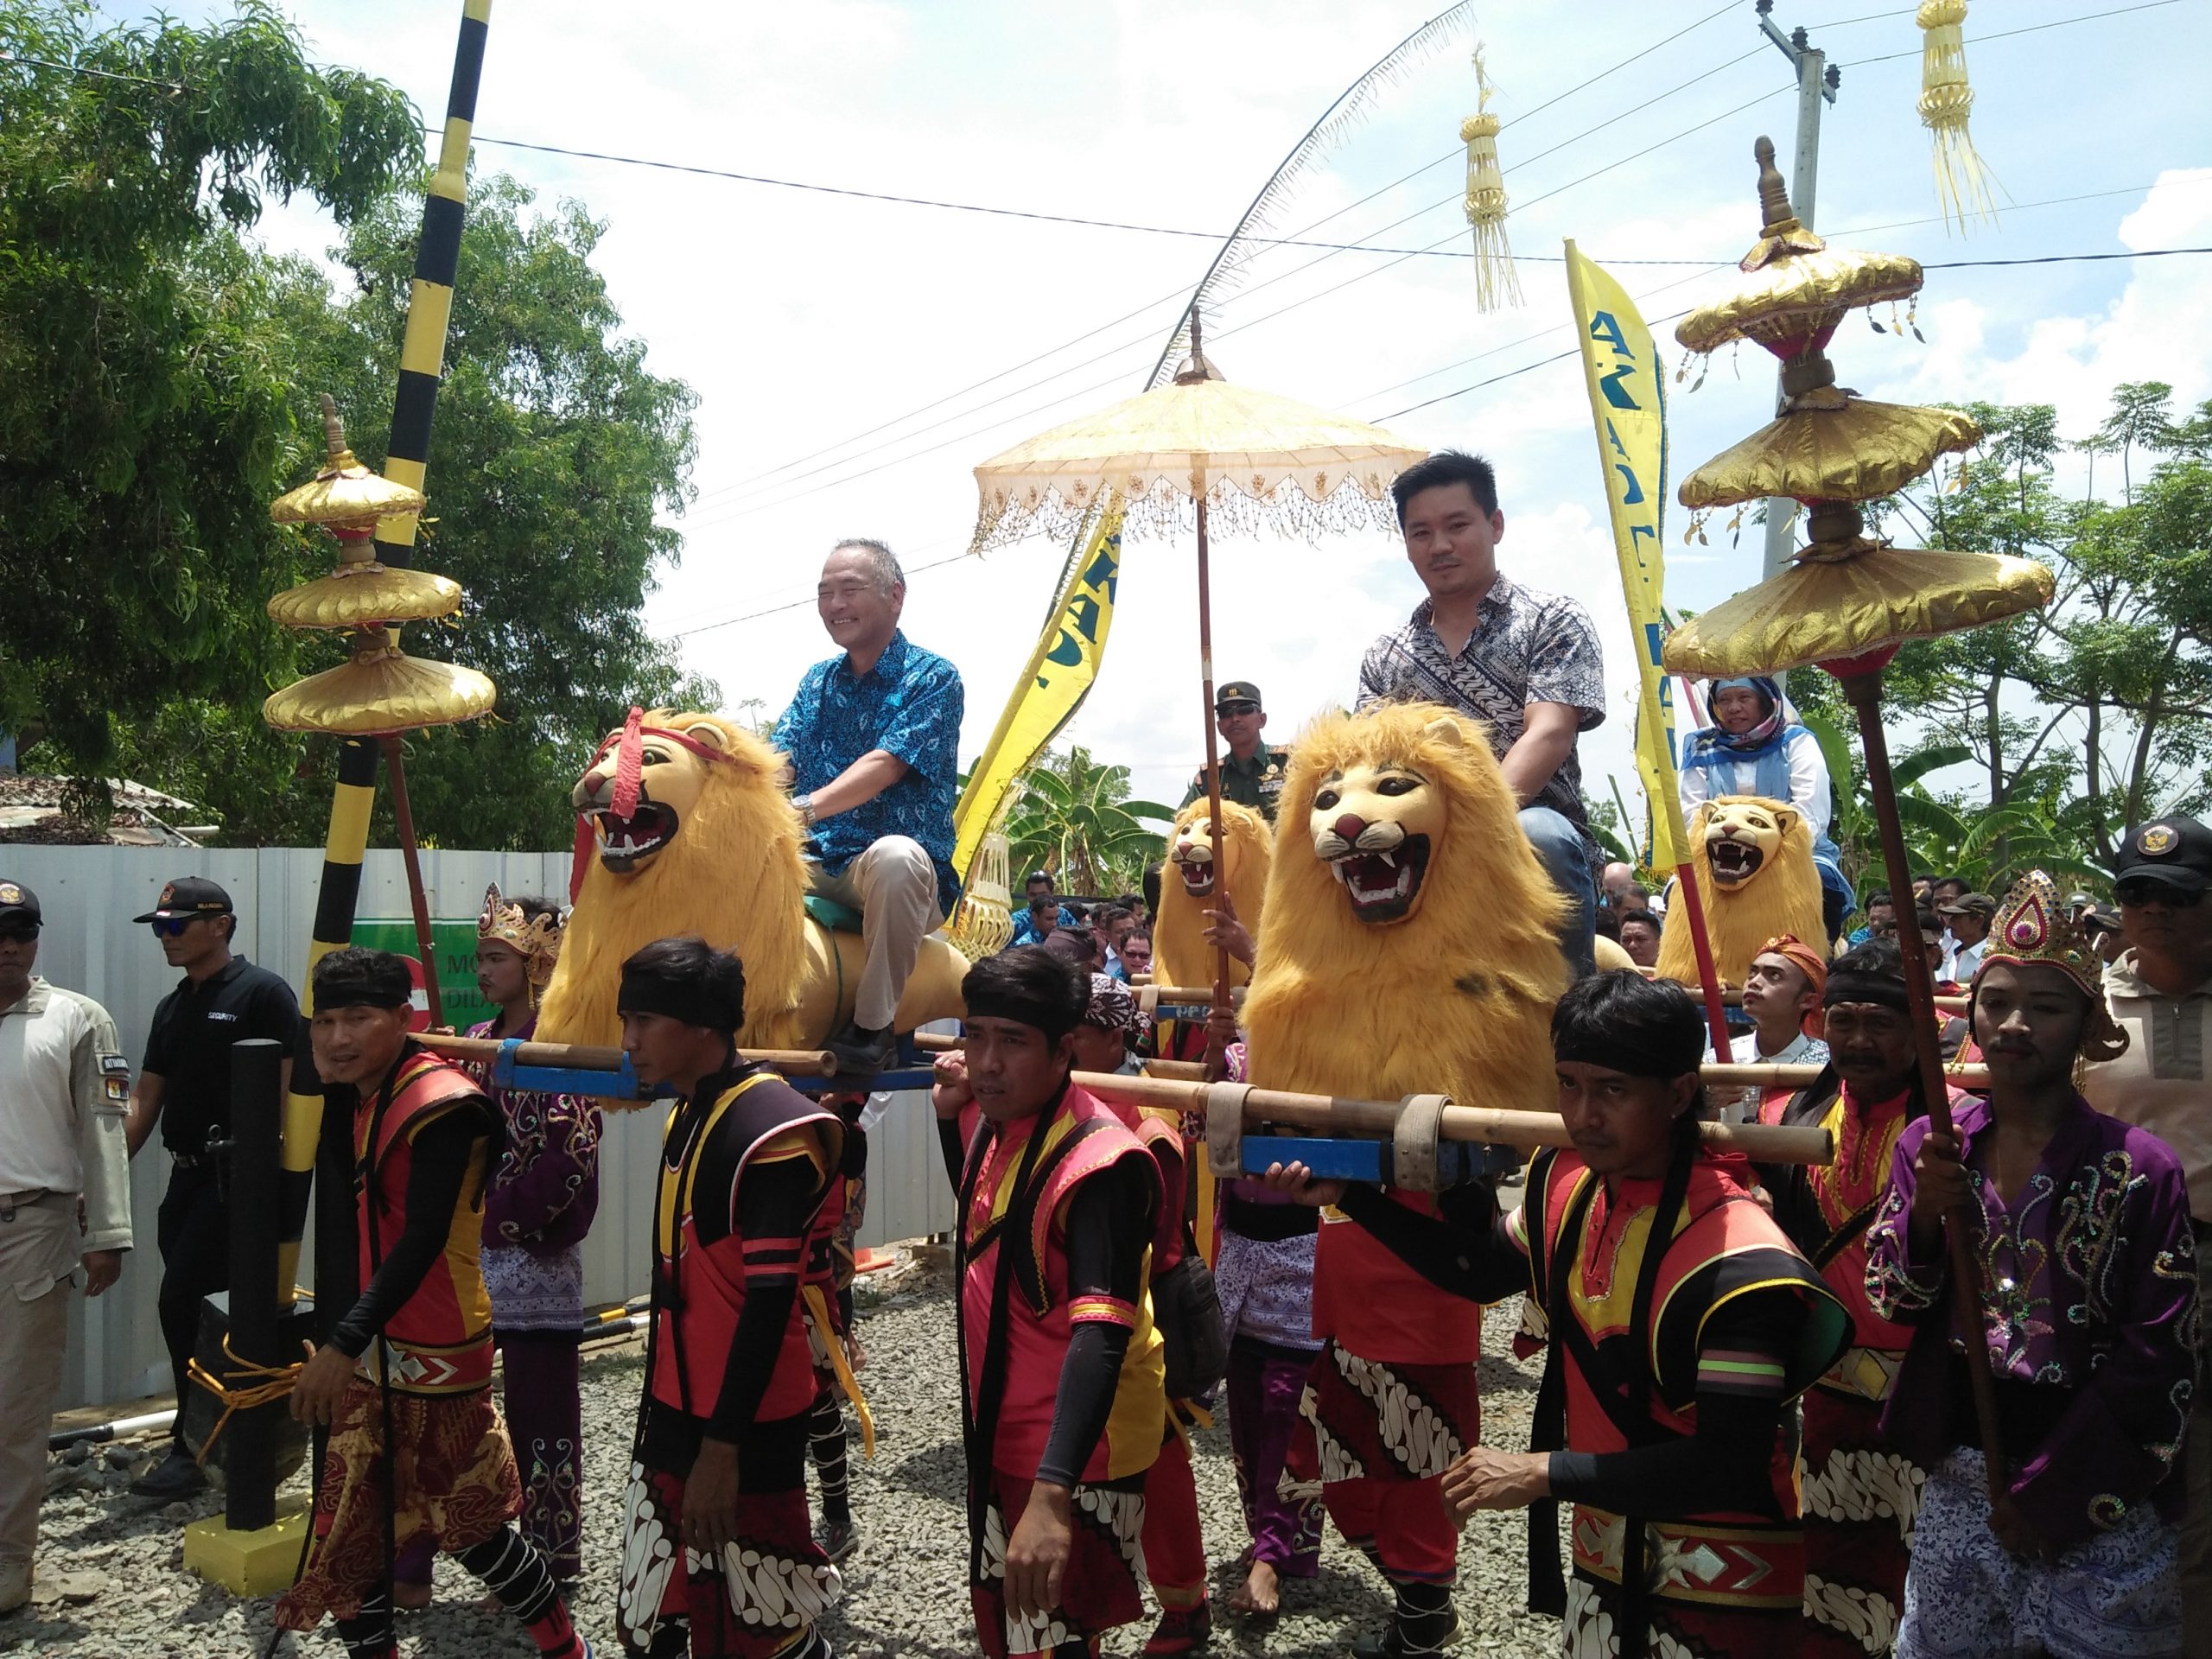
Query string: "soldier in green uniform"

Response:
xmin=1181 ymin=681 xmax=1292 ymax=823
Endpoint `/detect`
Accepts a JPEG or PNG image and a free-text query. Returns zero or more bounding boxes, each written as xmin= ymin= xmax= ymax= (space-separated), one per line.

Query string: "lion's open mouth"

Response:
xmin=1175 ymin=854 xmax=1217 ymax=898
xmin=594 ymin=800 xmax=679 ymax=872
xmin=1707 ymin=837 xmax=1764 ymax=887
xmin=1329 ymin=835 xmax=1429 ymax=923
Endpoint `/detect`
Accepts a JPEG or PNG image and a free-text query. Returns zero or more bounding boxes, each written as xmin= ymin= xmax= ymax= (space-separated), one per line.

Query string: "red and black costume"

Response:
xmin=1755 ymin=1063 xmax=1923 ymax=1658
xmin=803 ymin=1094 xmax=873 ymax=1556
xmin=1286 ymin=1181 xmax=1484 ymax=1645
xmin=940 ymin=1080 xmax=1168 ymax=1657
xmin=615 ymin=1064 xmax=845 ymax=1659
xmin=1353 ymin=1135 xmax=1849 ymax=1658
xmin=276 ymin=1041 xmax=584 ymax=1659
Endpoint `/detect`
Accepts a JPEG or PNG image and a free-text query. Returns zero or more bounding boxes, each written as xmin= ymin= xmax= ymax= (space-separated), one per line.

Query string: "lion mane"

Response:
xmin=1654 ymin=794 xmax=1827 ymax=992
xmin=1152 ymin=798 xmax=1273 ymax=991
xmin=537 ymin=712 xmax=813 ymax=1053
xmin=1240 ymin=703 xmax=1567 ymax=1113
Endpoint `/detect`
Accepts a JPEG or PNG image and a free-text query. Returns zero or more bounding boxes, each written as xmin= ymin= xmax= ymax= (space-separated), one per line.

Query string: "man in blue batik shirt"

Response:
xmin=774 ymin=539 xmax=964 ymax=1077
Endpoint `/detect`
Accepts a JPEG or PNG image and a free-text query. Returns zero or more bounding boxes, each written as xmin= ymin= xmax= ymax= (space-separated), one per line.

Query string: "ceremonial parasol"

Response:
xmin=1663 ymin=140 xmax=2053 ymax=1499
xmin=969 ymin=315 xmax=1426 ymax=1053
xmin=264 ymin=395 xmax=499 ymax=1023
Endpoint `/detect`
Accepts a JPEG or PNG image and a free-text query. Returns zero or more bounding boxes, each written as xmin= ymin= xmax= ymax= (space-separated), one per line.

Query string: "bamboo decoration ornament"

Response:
xmin=1916 ymin=0 xmax=1999 ymax=232
xmin=1460 ymin=47 xmax=1520 ymax=311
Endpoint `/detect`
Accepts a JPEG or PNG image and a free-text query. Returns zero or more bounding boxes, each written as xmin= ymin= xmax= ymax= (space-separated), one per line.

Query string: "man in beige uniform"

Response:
xmin=2083 ymin=816 xmax=2212 ymax=1644
xmin=0 ymin=880 xmax=132 ymax=1613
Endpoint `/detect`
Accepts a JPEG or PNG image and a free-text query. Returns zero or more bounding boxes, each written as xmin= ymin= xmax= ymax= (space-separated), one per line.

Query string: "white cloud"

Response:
xmin=119 ymin=0 xmax=2212 ymax=844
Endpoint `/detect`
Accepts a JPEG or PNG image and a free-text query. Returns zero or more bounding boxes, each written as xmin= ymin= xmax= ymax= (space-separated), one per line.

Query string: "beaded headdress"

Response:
xmin=1971 ymin=870 xmax=2126 ymax=1064
xmin=477 ymin=882 xmax=563 ymax=1000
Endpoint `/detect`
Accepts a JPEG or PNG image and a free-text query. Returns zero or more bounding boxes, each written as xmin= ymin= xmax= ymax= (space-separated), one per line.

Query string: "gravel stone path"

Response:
xmin=15 ymin=1264 xmax=1562 ymax=1658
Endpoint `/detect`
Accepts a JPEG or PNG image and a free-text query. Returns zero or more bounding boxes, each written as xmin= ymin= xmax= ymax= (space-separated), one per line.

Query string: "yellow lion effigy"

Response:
xmin=1654 ymin=794 xmax=1827 ymax=993
xmin=1241 ymin=703 xmax=1567 ymax=1109
xmin=537 ymin=710 xmax=967 ymax=1053
xmin=1151 ymin=798 xmax=1272 ymax=992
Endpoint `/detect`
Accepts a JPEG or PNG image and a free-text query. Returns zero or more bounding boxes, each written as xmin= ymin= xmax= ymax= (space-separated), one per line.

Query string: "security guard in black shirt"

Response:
xmin=122 ymin=876 xmax=304 ymax=1499
xmin=1180 ymin=681 xmax=1292 ymax=823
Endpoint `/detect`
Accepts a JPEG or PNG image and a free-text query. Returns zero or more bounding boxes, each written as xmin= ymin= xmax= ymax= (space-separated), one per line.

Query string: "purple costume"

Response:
xmin=1217 ymin=1045 xmax=1325 ymax=1581
xmin=1865 ymin=1092 xmax=2197 ymax=1657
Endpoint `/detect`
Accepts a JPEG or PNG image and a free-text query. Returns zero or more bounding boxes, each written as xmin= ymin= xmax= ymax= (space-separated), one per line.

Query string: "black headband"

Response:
xmin=965 ymin=988 xmax=1078 ymax=1043
xmin=1552 ymin=1027 xmax=1703 ymax=1079
xmin=618 ymin=963 xmax=740 ymax=1033
xmin=1823 ymin=969 xmax=1912 ymax=1013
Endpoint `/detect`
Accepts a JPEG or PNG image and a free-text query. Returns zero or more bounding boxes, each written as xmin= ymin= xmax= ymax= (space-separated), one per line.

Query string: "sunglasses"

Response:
xmin=149 ymin=915 xmax=212 ymax=937
xmin=0 ymin=926 xmax=37 ymax=945
xmin=2116 ymin=880 xmax=2205 ymax=910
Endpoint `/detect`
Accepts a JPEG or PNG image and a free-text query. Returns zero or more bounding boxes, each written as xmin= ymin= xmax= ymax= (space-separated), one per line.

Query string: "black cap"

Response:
xmin=0 ymin=880 xmax=40 ymax=930
xmin=1215 ymin=681 xmax=1262 ymax=712
xmin=133 ymin=875 xmax=234 ymax=924
xmin=1938 ymin=893 xmax=1997 ymax=918
xmin=2113 ymin=817 xmax=2212 ymax=895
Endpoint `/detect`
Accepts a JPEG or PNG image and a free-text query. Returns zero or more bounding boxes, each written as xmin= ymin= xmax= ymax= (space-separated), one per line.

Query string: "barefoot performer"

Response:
xmin=1262 ymin=972 xmax=1848 ymax=1658
xmin=932 ymin=947 xmax=1168 ymax=1658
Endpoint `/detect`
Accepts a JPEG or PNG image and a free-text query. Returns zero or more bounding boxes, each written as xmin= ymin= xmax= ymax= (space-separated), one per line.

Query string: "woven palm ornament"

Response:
xmin=1460 ymin=46 xmax=1521 ymax=312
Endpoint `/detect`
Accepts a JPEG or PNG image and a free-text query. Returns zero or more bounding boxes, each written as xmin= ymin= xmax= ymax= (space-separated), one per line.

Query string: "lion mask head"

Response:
xmin=537 ymin=711 xmax=810 ymax=1053
xmin=1241 ymin=703 xmax=1567 ymax=1111
xmin=1655 ymin=794 xmax=1827 ymax=991
xmin=1153 ymin=798 xmax=1272 ymax=990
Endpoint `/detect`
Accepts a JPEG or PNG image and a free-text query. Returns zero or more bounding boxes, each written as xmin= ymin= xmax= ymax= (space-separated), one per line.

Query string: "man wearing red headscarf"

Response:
xmin=1707 ymin=933 xmax=1830 ymax=1122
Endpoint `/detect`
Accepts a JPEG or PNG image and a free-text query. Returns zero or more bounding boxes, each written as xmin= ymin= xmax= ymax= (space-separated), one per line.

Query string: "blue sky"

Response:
xmin=107 ymin=0 xmax=2212 ymax=821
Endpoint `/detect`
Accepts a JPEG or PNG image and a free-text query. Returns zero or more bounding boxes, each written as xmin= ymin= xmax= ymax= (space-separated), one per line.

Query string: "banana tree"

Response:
xmin=1004 ymin=746 xmax=1173 ymax=896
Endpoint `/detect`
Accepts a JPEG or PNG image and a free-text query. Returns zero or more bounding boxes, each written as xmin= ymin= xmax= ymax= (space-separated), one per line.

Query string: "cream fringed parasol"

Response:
xmin=968 ymin=352 xmax=1421 ymax=555
xmin=968 ymin=318 xmax=1426 ymax=1043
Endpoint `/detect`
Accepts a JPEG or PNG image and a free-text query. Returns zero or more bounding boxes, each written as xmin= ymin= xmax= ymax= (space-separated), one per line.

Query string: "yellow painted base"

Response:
xmin=181 ymin=1497 xmax=308 ymax=1597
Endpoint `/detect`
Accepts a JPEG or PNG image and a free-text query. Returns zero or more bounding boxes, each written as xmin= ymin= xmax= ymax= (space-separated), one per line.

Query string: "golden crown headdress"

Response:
xmin=1974 ymin=869 xmax=2126 ymax=1065
xmin=477 ymin=882 xmax=563 ymax=989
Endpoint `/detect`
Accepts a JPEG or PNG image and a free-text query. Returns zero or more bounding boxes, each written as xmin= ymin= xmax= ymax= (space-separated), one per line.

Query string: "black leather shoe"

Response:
xmin=826 ymin=1022 xmax=897 ymax=1081
xmin=130 ymin=1448 xmax=207 ymax=1500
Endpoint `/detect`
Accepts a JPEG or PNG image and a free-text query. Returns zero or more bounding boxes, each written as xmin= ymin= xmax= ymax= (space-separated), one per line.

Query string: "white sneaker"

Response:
xmin=0 ymin=1557 xmax=29 ymax=1617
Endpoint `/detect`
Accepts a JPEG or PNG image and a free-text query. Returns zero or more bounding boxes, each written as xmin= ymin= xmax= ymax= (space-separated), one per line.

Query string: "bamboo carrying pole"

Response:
xmin=417 ymin=1031 xmax=838 ymax=1078
xmin=1077 ymin=1069 xmax=1833 ymax=1164
xmin=1842 ymin=669 xmax=2008 ymax=1496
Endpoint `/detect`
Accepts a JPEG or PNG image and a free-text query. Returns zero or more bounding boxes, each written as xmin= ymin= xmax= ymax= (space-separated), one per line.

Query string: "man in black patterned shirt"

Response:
xmin=1358 ymin=450 xmax=1604 ymax=977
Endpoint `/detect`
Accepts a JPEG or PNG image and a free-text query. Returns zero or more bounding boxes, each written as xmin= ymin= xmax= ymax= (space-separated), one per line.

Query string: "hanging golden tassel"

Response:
xmin=1460 ymin=46 xmax=1521 ymax=311
xmin=1917 ymin=0 xmax=1999 ymax=232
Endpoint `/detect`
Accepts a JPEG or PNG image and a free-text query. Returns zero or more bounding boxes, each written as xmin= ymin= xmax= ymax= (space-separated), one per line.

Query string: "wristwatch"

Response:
xmin=792 ymin=792 xmax=816 ymax=829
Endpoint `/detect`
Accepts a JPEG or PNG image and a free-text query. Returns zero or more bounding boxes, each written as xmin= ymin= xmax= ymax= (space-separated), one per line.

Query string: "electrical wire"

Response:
xmin=1835 ymin=0 xmax=2183 ymax=67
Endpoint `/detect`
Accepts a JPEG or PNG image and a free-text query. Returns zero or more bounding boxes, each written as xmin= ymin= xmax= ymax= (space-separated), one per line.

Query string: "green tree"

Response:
xmin=1005 ymin=747 xmax=1173 ymax=896
xmin=0 ymin=1 xmax=421 ymax=776
xmin=2095 ymin=379 xmax=2176 ymax=504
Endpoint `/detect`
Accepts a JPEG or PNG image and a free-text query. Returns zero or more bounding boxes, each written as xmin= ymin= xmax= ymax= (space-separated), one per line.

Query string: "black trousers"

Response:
xmin=156 ymin=1161 xmax=230 ymax=1446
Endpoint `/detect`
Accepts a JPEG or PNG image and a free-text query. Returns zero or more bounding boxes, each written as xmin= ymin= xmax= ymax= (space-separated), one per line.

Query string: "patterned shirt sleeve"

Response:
xmin=1524 ymin=595 xmax=1606 ymax=727
xmin=1864 ymin=1120 xmax=1946 ymax=1319
xmin=1355 ymin=635 xmax=1395 ymax=711
xmin=2009 ymin=1147 xmax=2199 ymax=1548
xmin=877 ymin=654 xmax=963 ymax=787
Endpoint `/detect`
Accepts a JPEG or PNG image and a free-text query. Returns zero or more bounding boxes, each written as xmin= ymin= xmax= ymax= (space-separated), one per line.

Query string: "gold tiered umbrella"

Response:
xmin=263 ymin=395 xmax=498 ymax=1022
xmin=970 ymin=315 xmax=1426 ymax=1046
xmin=1661 ymin=140 xmax=2054 ymax=1498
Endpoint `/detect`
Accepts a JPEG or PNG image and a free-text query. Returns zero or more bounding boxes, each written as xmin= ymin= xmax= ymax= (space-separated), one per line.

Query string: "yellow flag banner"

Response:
xmin=1562 ymin=240 xmax=1687 ymax=870
xmin=950 ymin=502 xmax=1125 ymax=886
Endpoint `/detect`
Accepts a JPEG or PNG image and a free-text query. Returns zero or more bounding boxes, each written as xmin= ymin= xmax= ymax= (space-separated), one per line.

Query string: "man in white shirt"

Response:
xmin=0 ymin=880 xmax=131 ymax=1614
xmin=1707 ymin=934 xmax=1830 ymax=1123
xmin=1937 ymin=891 xmax=1994 ymax=983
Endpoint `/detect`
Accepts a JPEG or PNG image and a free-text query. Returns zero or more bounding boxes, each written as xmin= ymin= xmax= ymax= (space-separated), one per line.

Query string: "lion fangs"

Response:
xmin=1378 ymin=849 xmax=1398 ymax=869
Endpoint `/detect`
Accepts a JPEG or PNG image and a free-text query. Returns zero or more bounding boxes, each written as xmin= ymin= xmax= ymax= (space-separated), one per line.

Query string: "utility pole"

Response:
xmin=1755 ymin=1 xmax=1841 ymax=582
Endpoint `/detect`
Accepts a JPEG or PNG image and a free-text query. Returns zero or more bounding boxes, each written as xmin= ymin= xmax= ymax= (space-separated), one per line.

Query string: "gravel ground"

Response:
xmin=15 ymin=1261 xmax=1563 ymax=1658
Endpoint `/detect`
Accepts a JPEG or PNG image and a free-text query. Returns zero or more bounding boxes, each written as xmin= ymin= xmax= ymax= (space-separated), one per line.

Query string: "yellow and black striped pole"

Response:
xmin=284 ymin=0 xmax=493 ymax=1310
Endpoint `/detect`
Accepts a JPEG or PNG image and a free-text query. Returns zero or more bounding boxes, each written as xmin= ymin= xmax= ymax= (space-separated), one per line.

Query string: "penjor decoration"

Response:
xmin=1916 ymin=0 xmax=1999 ymax=232
xmin=1662 ymin=137 xmax=2053 ymax=1505
xmin=1460 ymin=45 xmax=1520 ymax=311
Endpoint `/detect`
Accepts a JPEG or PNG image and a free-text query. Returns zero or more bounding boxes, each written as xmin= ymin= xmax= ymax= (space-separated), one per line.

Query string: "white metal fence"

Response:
xmin=4 ymin=845 xmax=953 ymax=1411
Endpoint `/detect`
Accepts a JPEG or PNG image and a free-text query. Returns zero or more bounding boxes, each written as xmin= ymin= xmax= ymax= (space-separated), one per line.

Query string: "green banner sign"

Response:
xmin=350 ymin=918 xmax=493 ymax=1032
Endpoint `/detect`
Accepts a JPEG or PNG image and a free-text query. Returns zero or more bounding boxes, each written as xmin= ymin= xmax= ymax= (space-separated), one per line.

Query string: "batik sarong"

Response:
xmin=1800 ymin=1382 xmax=1921 ymax=1657
xmin=970 ymin=1469 xmax=1147 ymax=1658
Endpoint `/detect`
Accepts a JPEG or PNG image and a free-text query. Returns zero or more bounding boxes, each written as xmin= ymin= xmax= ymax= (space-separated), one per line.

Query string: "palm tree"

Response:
xmin=1004 ymin=747 xmax=1174 ymax=896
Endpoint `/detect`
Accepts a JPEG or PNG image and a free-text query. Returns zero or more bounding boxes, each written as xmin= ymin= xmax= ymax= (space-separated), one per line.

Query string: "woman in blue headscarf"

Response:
xmin=1679 ymin=676 xmax=1854 ymax=940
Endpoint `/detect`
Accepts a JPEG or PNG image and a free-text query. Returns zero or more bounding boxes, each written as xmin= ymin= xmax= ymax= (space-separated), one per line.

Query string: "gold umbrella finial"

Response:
xmin=1754 ymin=136 xmax=1796 ymax=234
xmin=319 ymin=392 xmax=348 ymax=463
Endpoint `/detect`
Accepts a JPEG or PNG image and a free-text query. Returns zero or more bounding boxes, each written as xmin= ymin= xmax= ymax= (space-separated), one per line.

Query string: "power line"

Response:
xmin=1835 ymin=0 xmax=2183 ymax=66
xmin=669 ymin=550 xmax=972 ymax=641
